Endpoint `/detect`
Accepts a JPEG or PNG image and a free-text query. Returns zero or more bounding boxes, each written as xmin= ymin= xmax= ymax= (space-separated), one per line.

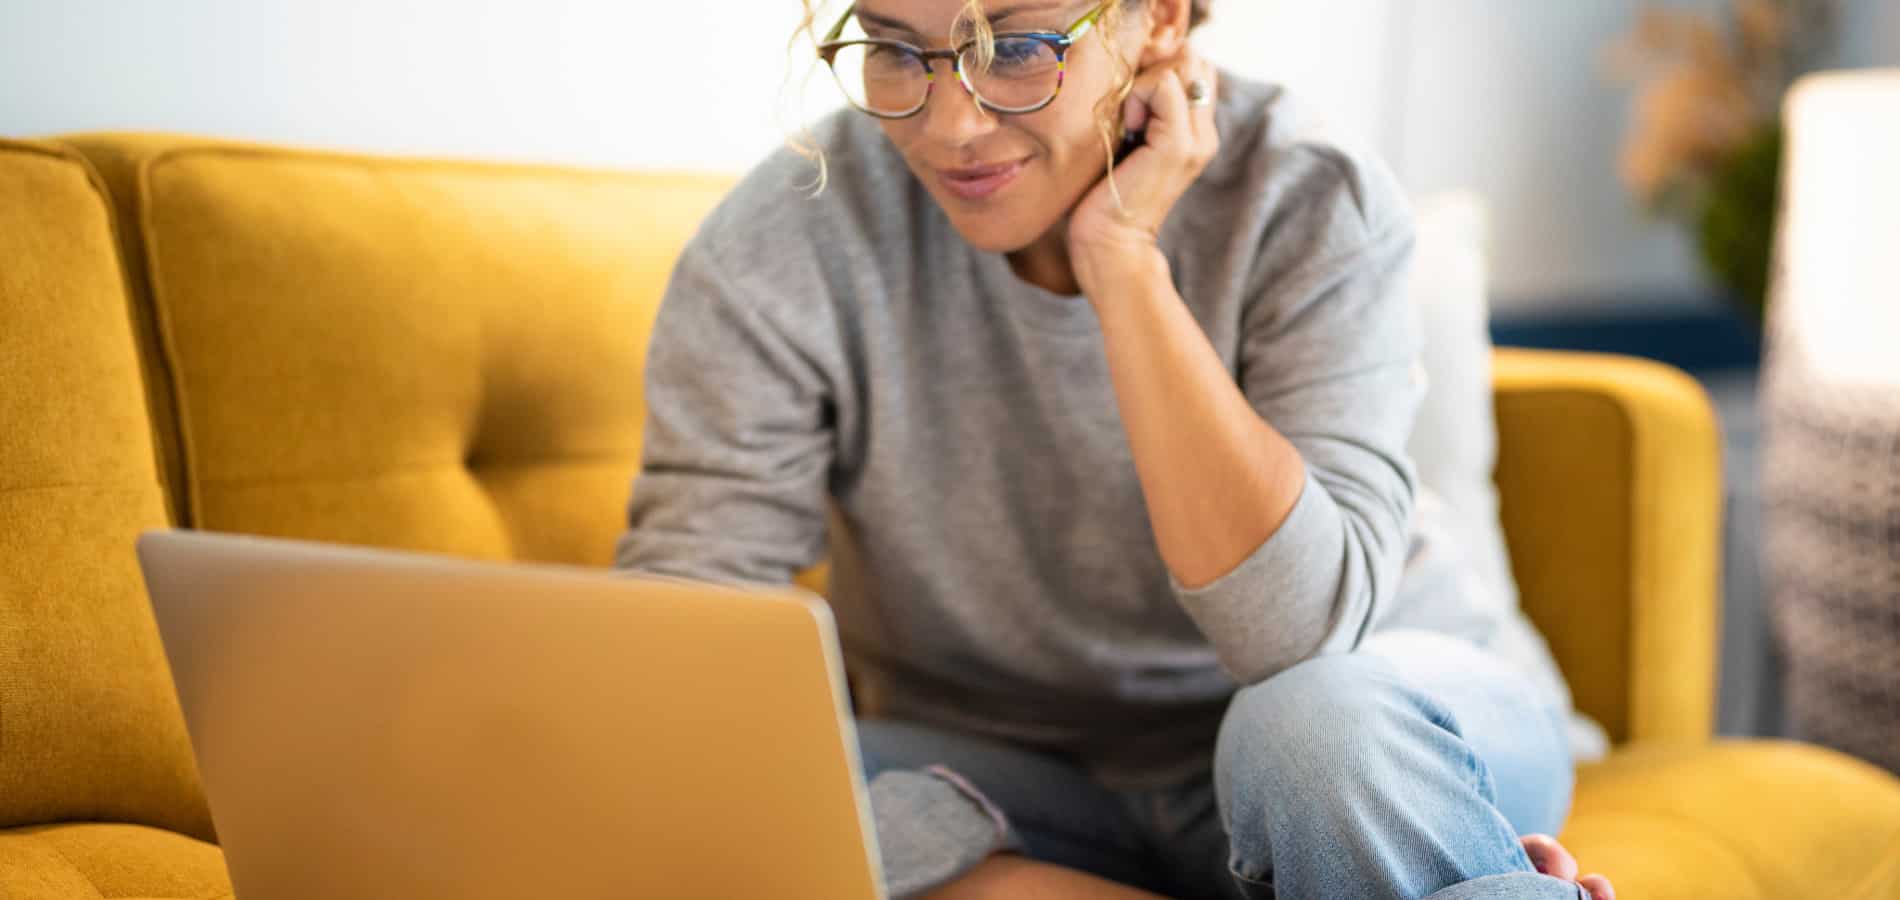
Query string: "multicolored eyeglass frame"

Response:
xmin=817 ymin=1 xmax=1114 ymax=119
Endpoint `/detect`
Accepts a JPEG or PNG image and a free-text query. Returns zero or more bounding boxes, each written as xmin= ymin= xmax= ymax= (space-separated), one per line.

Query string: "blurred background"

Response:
xmin=4 ymin=0 xmax=1898 ymax=742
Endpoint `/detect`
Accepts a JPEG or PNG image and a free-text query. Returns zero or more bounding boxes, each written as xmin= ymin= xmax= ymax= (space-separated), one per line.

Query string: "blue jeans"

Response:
xmin=860 ymin=630 xmax=1588 ymax=900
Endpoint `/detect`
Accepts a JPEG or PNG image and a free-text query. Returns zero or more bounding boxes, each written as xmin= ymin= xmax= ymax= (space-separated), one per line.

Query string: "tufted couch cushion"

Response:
xmin=0 ymin=823 xmax=230 ymax=900
xmin=64 ymin=136 xmax=735 ymax=565
xmin=1564 ymin=740 xmax=1900 ymax=898
xmin=0 ymin=139 xmax=215 ymax=842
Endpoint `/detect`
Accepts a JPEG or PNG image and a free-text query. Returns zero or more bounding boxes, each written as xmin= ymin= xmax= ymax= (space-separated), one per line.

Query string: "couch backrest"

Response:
xmin=16 ymin=132 xmax=1716 ymax=777
xmin=0 ymin=139 xmax=214 ymax=838
xmin=64 ymin=135 xmax=735 ymax=567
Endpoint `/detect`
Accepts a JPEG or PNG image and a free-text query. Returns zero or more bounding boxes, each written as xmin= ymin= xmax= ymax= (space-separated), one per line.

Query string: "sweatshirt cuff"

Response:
xmin=1165 ymin=468 xmax=1351 ymax=684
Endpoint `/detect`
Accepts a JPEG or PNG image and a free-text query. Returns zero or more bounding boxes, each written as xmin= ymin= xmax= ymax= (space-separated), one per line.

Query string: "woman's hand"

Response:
xmin=1067 ymin=50 xmax=1220 ymax=302
xmin=1522 ymin=834 xmax=1616 ymax=900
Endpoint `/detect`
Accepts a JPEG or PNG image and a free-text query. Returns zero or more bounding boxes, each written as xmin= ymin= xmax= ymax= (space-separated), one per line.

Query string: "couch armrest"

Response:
xmin=1491 ymin=348 xmax=1723 ymax=746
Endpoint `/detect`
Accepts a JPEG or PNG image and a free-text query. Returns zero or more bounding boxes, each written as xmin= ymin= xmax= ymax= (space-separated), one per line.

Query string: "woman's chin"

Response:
xmin=947 ymin=214 xmax=1053 ymax=256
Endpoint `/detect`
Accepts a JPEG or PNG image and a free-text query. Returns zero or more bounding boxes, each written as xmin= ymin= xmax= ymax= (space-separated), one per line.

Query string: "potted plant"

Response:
xmin=1607 ymin=0 xmax=1838 ymax=327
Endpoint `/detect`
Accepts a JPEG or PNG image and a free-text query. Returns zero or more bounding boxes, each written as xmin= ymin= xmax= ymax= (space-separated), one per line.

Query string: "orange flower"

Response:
xmin=1607 ymin=0 xmax=1834 ymax=207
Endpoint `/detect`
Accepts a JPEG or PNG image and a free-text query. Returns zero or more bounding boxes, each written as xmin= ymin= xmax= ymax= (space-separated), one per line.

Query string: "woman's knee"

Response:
xmin=1213 ymin=651 xmax=1458 ymax=822
xmin=1210 ymin=653 xmax=1418 ymax=884
xmin=1217 ymin=653 xmax=1408 ymax=772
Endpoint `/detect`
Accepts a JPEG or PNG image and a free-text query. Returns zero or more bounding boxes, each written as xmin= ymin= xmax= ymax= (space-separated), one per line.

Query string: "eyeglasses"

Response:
xmin=817 ymin=1 xmax=1113 ymax=119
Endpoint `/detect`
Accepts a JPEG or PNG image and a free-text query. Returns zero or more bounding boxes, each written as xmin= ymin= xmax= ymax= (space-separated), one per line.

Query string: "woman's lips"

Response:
xmin=940 ymin=158 xmax=1028 ymax=201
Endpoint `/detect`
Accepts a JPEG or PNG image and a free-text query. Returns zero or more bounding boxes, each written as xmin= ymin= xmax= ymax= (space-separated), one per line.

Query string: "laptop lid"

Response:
xmin=136 ymin=529 xmax=884 ymax=900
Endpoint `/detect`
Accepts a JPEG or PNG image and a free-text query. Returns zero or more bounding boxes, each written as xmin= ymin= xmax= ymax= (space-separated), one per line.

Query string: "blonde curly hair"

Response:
xmin=784 ymin=0 xmax=1212 ymax=196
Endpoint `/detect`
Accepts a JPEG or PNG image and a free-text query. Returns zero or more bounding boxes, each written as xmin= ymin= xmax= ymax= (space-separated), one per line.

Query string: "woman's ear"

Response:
xmin=1133 ymin=0 xmax=1194 ymax=67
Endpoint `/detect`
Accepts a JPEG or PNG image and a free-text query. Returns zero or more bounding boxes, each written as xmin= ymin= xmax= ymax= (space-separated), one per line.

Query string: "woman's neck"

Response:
xmin=1005 ymin=220 xmax=1083 ymax=298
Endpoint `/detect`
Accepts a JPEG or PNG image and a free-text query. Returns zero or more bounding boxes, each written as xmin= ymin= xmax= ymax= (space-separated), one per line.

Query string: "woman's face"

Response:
xmin=853 ymin=0 xmax=1145 ymax=254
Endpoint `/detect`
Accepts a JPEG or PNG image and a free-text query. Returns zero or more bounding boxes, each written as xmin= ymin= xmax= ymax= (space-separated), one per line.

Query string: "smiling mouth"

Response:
xmin=939 ymin=157 xmax=1030 ymax=202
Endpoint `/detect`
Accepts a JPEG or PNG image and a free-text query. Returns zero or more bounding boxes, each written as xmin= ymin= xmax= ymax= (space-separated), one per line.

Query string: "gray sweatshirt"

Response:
xmin=615 ymin=72 xmax=1595 ymax=789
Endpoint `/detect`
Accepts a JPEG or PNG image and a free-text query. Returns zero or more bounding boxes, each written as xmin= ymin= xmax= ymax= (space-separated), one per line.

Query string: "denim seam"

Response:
xmin=921 ymin=764 xmax=1018 ymax=850
xmin=1227 ymin=857 xmax=1274 ymax=888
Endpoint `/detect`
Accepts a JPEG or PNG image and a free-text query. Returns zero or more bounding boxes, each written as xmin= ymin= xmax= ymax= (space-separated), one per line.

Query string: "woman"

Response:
xmin=617 ymin=1 xmax=1615 ymax=898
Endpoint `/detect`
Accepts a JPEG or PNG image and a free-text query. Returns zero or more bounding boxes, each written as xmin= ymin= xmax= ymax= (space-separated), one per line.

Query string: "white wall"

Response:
xmin=2 ymin=0 xmax=1895 ymax=312
xmin=1384 ymin=0 xmax=1900 ymax=313
xmin=1837 ymin=0 xmax=1900 ymax=69
xmin=1385 ymin=0 xmax=1712 ymax=313
xmin=0 ymin=0 xmax=1390 ymax=171
xmin=0 ymin=0 xmax=824 ymax=172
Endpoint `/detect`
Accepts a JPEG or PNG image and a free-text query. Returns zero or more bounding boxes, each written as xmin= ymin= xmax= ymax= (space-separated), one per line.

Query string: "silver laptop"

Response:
xmin=137 ymin=529 xmax=885 ymax=900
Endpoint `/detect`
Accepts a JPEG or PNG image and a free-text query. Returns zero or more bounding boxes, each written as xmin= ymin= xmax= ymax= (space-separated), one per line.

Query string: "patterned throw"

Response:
xmin=1763 ymin=329 xmax=1900 ymax=774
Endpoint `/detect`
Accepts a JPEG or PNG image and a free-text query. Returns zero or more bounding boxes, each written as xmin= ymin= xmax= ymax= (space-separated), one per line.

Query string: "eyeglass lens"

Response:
xmin=828 ymin=36 xmax=1063 ymax=116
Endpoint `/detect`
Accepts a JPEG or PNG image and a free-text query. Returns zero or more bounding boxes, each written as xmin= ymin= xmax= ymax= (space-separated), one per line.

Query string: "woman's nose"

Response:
xmin=917 ymin=57 xmax=996 ymax=144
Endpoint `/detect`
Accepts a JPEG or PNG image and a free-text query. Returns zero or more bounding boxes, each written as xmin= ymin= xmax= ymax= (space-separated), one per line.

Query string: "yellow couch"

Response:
xmin=1 ymin=133 xmax=1896 ymax=899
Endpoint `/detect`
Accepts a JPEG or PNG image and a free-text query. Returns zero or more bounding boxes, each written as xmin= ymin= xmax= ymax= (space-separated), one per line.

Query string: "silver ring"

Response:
xmin=1186 ymin=79 xmax=1213 ymax=107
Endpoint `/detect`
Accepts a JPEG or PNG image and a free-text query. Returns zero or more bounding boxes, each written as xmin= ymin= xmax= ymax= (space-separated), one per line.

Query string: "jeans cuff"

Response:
xmin=868 ymin=767 xmax=1016 ymax=899
xmin=1422 ymin=872 xmax=1593 ymax=900
xmin=920 ymin=764 xmax=1021 ymax=852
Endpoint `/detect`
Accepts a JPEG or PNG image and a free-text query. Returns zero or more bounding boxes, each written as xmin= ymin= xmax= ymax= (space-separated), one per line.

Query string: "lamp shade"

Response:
xmin=1772 ymin=70 xmax=1900 ymax=386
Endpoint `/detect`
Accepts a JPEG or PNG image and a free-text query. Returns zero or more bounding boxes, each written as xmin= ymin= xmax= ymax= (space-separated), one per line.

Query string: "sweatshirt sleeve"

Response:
xmin=612 ymin=234 xmax=836 ymax=590
xmin=1166 ymin=204 xmax=1425 ymax=686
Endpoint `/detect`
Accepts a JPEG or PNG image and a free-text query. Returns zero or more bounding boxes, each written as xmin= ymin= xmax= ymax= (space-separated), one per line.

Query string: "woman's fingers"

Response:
xmin=1120 ymin=52 xmax=1192 ymax=130
xmin=1522 ymin=834 xmax=1615 ymax=900
xmin=1520 ymin=834 xmax=1579 ymax=881
xmin=1122 ymin=56 xmax=1214 ymax=158
xmin=1149 ymin=69 xmax=1191 ymax=148
xmin=1120 ymin=66 xmax=1166 ymax=135
xmin=1579 ymin=874 xmax=1615 ymax=900
xmin=1188 ymin=56 xmax=1219 ymax=141
xmin=1069 ymin=50 xmax=1221 ymax=254
xmin=1122 ymin=91 xmax=1150 ymax=135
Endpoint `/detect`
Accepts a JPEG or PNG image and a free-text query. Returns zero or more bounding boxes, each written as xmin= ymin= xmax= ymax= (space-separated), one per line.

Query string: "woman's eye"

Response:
xmin=864 ymin=45 xmax=913 ymax=69
xmin=995 ymin=41 xmax=1039 ymax=65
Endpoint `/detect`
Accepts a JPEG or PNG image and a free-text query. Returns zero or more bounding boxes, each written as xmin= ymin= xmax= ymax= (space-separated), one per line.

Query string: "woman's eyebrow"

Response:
xmin=854 ymin=9 xmax=920 ymax=34
xmin=855 ymin=3 xmax=1062 ymax=36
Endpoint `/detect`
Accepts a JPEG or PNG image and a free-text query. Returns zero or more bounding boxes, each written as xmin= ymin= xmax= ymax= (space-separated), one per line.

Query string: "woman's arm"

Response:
xmin=1089 ymin=224 xmax=1423 ymax=687
xmin=614 ymin=235 xmax=836 ymax=589
xmin=1092 ymin=249 xmax=1305 ymax=592
xmin=1068 ymin=54 xmax=1422 ymax=686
